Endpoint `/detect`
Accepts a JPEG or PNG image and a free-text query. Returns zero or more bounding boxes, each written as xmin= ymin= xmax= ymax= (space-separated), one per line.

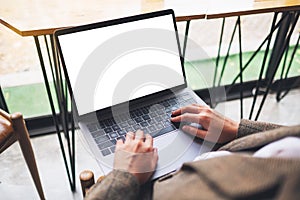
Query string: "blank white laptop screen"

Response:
xmin=58 ymin=14 xmax=185 ymax=115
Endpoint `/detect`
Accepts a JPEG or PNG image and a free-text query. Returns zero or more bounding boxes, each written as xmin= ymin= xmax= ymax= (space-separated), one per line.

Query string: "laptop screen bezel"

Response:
xmin=54 ymin=9 xmax=188 ymax=119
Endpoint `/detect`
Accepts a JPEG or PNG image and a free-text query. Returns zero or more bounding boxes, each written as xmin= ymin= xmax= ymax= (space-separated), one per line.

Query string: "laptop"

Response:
xmin=54 ymin=9 xmax=211 ymax=179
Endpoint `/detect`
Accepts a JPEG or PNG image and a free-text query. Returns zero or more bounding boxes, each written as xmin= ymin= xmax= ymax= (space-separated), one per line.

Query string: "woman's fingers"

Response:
xmin=182 ymin=125 xmax=207 ymax=139
xmin=124 ymin=130 xmax=155 ymax=153
xmin=182 ymin=125 xmax=223 ymax=143
xmin=114 ymin=130 xmax=157 ymax=184
xmin=152 ymin=148 xmax=159 ymax=164
xmin=144 ymin=134 xmax=153 ymax=147
xmin=125 ymin=131 xmax=135 ymax=144
xmin=172 ymin=104 xmax=200 ymax=116
xmin=172 ymin=104 xmax=209 ymax=116
xmin=135 ymin=129 xmax=145 ymax=141
xmin=115 ymin=138 xmax=124 ymax=151
xmin=171 ymin=113 xmax=203 ymax=124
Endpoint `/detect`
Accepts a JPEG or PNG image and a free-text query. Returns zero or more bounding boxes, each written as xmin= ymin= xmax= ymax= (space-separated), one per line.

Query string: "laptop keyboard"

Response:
xmin=87 ymin=93 xmax=196 ymax=157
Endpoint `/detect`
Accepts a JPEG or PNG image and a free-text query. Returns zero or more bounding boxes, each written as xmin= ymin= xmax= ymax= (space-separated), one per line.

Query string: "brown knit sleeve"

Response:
xmin=237 ymin=119 xmax=282 ymax=139
xmin=85 ymin=170 xmax=140 ymax=200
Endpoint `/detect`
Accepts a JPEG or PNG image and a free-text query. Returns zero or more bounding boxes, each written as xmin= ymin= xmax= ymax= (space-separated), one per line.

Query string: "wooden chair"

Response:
xmin=0 ymin=109 xmax=45 ymax=200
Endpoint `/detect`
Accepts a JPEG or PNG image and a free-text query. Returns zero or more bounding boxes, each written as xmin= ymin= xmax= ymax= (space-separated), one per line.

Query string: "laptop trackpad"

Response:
xmin=152 ymin=130 xmax=203 ymax=179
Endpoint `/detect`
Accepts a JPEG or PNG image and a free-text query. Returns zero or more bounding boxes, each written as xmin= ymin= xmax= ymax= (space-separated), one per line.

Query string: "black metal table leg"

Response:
xmin=237 ymin=16 xmax=244 ymax=119
xmin=248 ymin=12 xmax=279 ymax=120
xmin=276 ymin=32 xmax=300 ymax=101
xmin=182 ymin=20 xmax=191 ymax=61
xmin=50 ymin=34 xmax=76 ymax=190
xmin=213 ymin=18 xmax=226 ymax=89
xmin=254 ymin=11 xmax=299 ymax=120
xmin=213 ymin=16 xmax=244 ymax=118
xmin=34 ymin=35 xmax=76 ymax=191
xmin=217 ymin=18 xmax=239 ymax=87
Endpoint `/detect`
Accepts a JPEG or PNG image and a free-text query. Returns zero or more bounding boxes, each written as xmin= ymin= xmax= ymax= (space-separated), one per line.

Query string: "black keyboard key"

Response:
xmin=113 ymin=116 xmax=121 ymax=123
xmin=142 ymin=115 xmax=150 ymax=120
xmin=104 ymin=127 xmax=113 ymax=133
xmin=125 ymin=127 xmax=134 ymax=133
xmin=98 ymin=140 xmax=114 ymax=150
xmin=130 ymin=112 xmax=136 ymax=118
xmin=110 ymin=146 xmax=116 ymax=153
xmin=127 ymin=119 xmax=136 ymax=126
xmin=119 ymin=122 xmax=129 ymax=128
xmin=87 ymin=124 xmax=98 ymax=132
xmin=112 ymin=124 xmax=121 ymax=131
xmin=91 ymin=130 xmax=105 ymax=138
xmin=110 ymin=139 xmax=117 ymax=145
xmin=151 ymin=125 xmax=176 ymax=138
xmin=148 ymin=125 xmax=157 ymax=132
xmin=117 ymin=136 xmax=125 ymax=142
xmin=135 ymin=110 xmax=143 ymax=116
xmin=149 ymin=112 xmax=157 ymax=118
xmin=94 ymin=135 xmax=110 ymax=144
xmin=165 ymin=107 xmax=172 ymax=113
xmin=109 ymin=132 xmax=118 ymax=138
xmin=169 ymin=99 xmax=177 ymax=105
xmin=169 ymin=97 xmax=176 ymax=101
xmin=101 ymin=149 xmax=111 ymax=156
xmin=156 ymin=123 xmax=164 ymax=130
xmin=134 ymin=117 xmax=143 ymax=123
xmin=164 ymin=120 xmax=172 ymax=127
xmin=95 ymin=124 xmax=102 ymax=130
xmin=162 ymin=101 xmax=170 ymax=107
xmin=133 ymin=124 xmax=141 ymax=130
xmin=140 ymin=121 xmax=148 ymax=127
xmin=157 ymin=109 xmax=165 ymax=115
xmin=162 ymin=114 xmax=169 ymax=120
xmin=171 ymin=106 xmax=179 ymax=111
xmin=99 ymin=122 xmax=106 ymax=129
xmin=118 ymin=130 xmax=126 ymax=135
xmin=150 ymin=104 xmax=160 ymax=111
xmin=119 ymin=113 xmax=129 ymax=121
xmin=147 ymin=119 xmax=155 ymax=125
xmin=104 ymin=119 xmax=112 ymax=127
xmin=154 ymin=116 xmax=163 ymax=123
xmin=141 ymin=108 xmax=149 ymax=114
xmin=141 ymin=127 xmax=149 ymax=134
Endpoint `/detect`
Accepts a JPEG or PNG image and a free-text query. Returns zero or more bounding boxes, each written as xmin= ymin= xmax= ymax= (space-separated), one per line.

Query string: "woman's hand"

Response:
xmin=171 ymin=104 xmax=238 ymax=144
xmin=113 ymin=130 xmax=158 ymax=184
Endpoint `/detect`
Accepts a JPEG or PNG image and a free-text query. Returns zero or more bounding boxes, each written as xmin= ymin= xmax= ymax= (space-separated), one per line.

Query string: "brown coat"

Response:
xmin=85 ymin=120 xmax=300 ymax=200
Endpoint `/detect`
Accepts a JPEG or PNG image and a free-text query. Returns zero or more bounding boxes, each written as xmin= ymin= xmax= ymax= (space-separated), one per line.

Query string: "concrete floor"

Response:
xmin=0 ymin=88 xmax=300 ymax=199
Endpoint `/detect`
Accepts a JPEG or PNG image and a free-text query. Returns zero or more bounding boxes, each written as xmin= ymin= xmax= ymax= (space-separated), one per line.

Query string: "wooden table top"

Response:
xmin=1 ymin=0 xmax=299 ymax=36
xmin=206 ymin=0 xmax=300 ymax=19
xmin=0 ymin=0 xmax=207 ymax=37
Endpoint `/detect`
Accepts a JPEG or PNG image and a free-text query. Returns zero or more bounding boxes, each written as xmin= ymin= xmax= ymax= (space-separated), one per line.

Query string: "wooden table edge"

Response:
xmin=175 ymin=14 xmax=206 ymax=22
xmin=0 ymin=19 xmax=65 ymax=37
xmin=206 ymin=5 xmax=300 ymax=19
xmin=0 ymin=14 xmax=205 ymax=37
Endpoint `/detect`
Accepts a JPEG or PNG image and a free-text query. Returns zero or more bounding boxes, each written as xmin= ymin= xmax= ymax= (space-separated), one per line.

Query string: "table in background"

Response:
xmin=0 ymin=0 xmax=206 ymax=191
